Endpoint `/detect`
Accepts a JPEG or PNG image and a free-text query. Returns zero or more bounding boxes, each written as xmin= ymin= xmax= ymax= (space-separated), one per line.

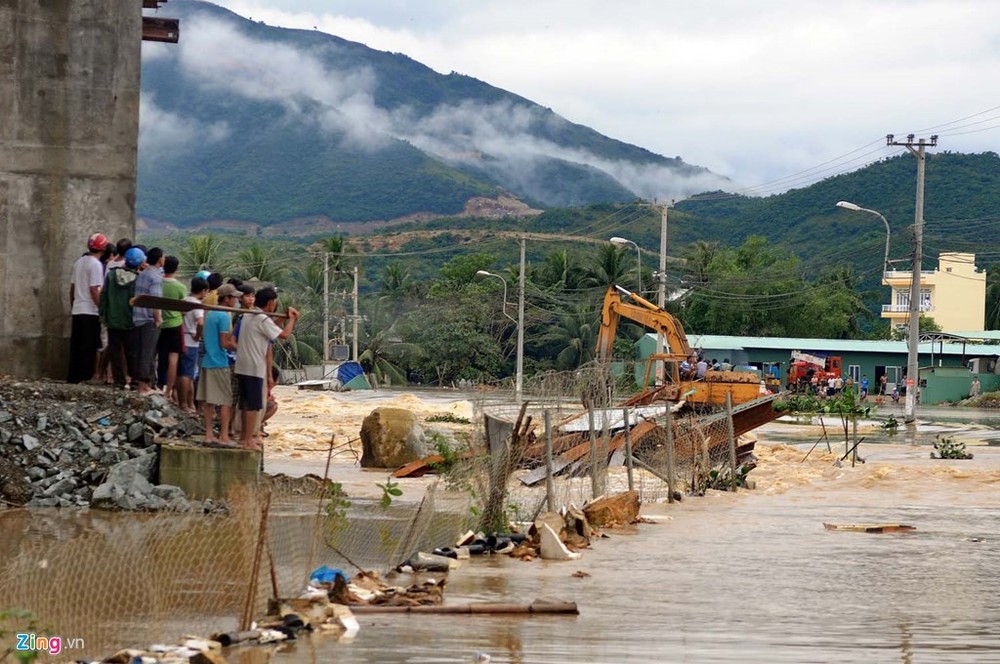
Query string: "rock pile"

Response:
xmin=0 ymin=378 xmax=201 ymax=510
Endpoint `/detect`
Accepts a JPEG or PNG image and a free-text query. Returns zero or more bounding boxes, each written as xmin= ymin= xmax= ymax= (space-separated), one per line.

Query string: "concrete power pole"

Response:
xmin=352 ymin=265 xmax=359 ymax=363
xmin=656 ymin=203 xmax=669 ymax=383
xmin=887 ymin=133 xmax=937 ymax=424
xmin=322 ymin=252 xmax=330 ymax=362
xmin=516 ymin=237 xmax=526 ymax=402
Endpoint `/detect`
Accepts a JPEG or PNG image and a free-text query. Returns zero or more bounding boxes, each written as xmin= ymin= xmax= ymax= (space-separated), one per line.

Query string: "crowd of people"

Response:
xmin=679 ymin=353 xmax=736 ymax=380
xmin=67 ymin=233 xmax=299 ymax=451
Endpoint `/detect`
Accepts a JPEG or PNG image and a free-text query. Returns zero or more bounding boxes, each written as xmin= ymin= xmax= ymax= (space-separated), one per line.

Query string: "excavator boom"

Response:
xmin=596 ymin=285 xmax=693 ymax=361
xmin=595 ymin=285 xmax=763 ymax=407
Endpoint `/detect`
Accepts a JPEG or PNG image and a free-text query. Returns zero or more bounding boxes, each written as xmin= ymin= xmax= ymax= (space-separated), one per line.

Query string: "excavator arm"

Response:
xmin=595 ymin=285 xmax=693 ymax=362
xmin=594 ymin=285 xmax=764 ymax=407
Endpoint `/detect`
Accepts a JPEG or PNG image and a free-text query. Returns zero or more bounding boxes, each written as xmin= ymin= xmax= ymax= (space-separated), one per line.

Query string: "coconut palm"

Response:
xmin=683 ymin=240 xmax=718 ymax=286
xmin=580 ymin=244 xmax=633 ymax=292
xmin=380 ymin=262 xmax=416 ymax=301
xmin=234 ymin=243 xmax=288 ymax=284
xmin=533 ymin=304 xmax=600 ymax=370
xmin=181 ymin=234 xmax=226 ymax=273
xmin=537 ymin=249 xmax=585 ymax=292
xmin=358 ymin=305 xmax=424 ymax=387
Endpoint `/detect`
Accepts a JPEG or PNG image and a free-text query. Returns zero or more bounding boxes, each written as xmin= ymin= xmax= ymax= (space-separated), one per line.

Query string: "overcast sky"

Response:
xmin=207 ymin=0 xmax=1000 ymax=195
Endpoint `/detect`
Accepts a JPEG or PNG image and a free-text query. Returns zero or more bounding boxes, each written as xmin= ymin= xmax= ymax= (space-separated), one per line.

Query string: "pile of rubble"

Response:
xmin=0 ymin=378 xmax=202 ymax=511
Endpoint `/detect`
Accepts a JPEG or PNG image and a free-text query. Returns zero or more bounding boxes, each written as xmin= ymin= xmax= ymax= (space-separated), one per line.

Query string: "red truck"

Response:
xmin=786 ymin=351 xmax=842 ymax=392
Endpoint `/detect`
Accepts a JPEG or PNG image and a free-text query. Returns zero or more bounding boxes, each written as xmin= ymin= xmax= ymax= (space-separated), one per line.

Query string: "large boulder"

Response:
xmin=360 ymin=408 xmax=427 ymax=468
xmin=584 ymin=490 xmax=640 ymax=527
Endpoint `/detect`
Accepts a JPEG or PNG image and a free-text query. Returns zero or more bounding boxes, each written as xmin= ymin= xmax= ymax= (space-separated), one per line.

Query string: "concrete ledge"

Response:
xmin=158 ymin=444 xmax=260 ymax=500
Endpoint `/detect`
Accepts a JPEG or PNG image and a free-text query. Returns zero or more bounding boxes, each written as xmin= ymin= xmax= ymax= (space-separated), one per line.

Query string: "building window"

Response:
xmin=894 ymin=289 xmax=932 ymax=311
xmin=848 ymin=364 xmax=860 ymax=382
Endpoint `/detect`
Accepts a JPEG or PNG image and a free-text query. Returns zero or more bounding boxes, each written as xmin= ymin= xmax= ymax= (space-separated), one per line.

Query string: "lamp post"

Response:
xmin=610 ymin=236 xmax=642 ymax=294
xmin=835 ymin=201 xmax=891 ymax=271
xmin=476 ymin=269 xmax=523 ymax=400
xmin=475 ymin=270 xmax=516 ymax=323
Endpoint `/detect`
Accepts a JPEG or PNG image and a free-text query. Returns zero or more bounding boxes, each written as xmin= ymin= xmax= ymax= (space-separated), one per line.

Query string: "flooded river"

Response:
xmin=272 ymin=413 xmax=1000 ymax=664
xmin=3 ymin=404 xmax=1000 ymax=663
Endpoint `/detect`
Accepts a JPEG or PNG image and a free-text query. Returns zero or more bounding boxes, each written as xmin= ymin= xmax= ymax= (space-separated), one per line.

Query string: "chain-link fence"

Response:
xmin=0 ymin=477 xmax=477 ymax=660
xmin=0 ymin=485 xmax=262 ymax=660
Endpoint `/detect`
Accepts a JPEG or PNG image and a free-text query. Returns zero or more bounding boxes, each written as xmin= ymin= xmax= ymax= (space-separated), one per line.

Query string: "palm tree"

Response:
xmin=235 ymin=243 xmax=287 ymax=284
xmin=683 ymin=240 xmax=718 ymax=286
xmin=357 ymin=302 xmax=423 ymax=386
xmin=294 ymin=261 xmax=325 ymax=298
xmin=534 ymin=305 xmax=600 ymax=370
xmin=580 ymin=244 xmax=632 ymax=291
xmin=380 ymin=262 xmax=415 ymax=300
xmin=538 ymin=249 xmax=585 ymax=292
xmin=181 ymin=234 xmax=226 ymax=273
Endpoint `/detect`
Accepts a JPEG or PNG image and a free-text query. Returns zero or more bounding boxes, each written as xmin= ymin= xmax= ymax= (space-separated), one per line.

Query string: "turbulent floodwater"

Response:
xmin=271 ymin=439 xmax=1000 ymax=664
xmin=4 ymin=403 xmax=1000 ymax=663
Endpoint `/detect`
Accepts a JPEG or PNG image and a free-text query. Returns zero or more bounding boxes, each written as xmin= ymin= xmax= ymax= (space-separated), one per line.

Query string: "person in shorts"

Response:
xmin=197 ymin=284 xmax=239 ymax=445
xmin=234 ymin=287 xmax=298 ymax=450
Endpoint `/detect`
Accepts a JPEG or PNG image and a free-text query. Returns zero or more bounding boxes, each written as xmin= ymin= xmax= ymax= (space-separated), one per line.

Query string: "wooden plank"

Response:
xmin=823 ymin=523 xmax=916 ymax=534
xmin=131 ymin=294 xmax=286 ymax=318
xmin=392 ymin=455 xmax=445 ymax=478
xmin=348 ymin=601 xmax=578 ymax=615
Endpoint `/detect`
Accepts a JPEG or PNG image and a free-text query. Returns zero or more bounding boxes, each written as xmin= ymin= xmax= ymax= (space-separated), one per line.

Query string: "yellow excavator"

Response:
xmin=596 ymin=285 xmax=764 ymax=407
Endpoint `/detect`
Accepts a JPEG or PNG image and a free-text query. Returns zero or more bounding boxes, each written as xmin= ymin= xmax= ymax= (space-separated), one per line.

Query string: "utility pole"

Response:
xmin=322 ymin=252 xmax=330 ymax=362
xmin=352 ymin=265 xmax=359 ymax=362
xmin=516 ymin=237 xmax=526 ymax=402
xmin=656 ymin=203 xmax=668 ymax=383
xmin=887 ymin=133 xmax=937 ymax=424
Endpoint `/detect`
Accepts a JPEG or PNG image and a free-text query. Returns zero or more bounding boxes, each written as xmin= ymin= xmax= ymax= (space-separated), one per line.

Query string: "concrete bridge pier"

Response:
xmin=0 ymin=2 xmax=141 ymax=378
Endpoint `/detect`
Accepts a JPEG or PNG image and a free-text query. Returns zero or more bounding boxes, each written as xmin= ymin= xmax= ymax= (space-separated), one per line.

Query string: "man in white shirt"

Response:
xmin=234 ymin=287 xmax=298 ymax=450
xmin=67 ymin=233 xmax=108 ymax=383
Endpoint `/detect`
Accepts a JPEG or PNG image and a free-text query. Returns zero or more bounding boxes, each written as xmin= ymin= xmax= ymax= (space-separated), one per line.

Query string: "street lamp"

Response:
xmin=475 ymin=270 xmax=516 ymax=323
xmin=476 ymin=269 xmax=523 ymax=400
xmin=835 ymin=201 xmax=891 ymax=272
xmin=837 ymin=199 xmax=919 ymax=418
xmin=610 ymin=236 xmax=642 ymax=294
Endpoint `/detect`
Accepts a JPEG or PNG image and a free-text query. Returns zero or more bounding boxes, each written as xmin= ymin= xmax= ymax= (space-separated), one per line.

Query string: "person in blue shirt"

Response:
xmin=860 ymin=375 xmax=869 ymax=401
xmin=129 ymin=247 xmax=164 ymax=395
xmin=196 ymin=284 xmax=239 ymax=446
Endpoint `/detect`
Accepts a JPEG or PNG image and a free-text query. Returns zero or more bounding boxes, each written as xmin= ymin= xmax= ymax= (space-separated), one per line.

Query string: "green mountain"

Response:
xmin=357 ymin=151 xmax=1000 ymax=293
xmin=137 ymin=1 xmax=723 ymax=228
xmin=673 ymin=151 xmax=1000 ymax=267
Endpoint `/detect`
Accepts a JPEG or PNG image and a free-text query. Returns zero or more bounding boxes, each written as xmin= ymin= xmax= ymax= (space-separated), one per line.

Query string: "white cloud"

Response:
xmin=138 ymin=94 xmax=230 ymax=158
xmin=142 ymin=11 xmax=728 ymax=201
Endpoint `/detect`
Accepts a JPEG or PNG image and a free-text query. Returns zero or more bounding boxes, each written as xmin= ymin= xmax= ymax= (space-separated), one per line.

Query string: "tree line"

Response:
xmin=147 ymin=231 xmax=941 ymax=388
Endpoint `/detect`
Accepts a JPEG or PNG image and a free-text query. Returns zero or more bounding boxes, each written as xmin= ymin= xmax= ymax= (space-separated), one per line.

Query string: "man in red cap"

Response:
xmin=68 ymin=233 xmax=109 ymax=383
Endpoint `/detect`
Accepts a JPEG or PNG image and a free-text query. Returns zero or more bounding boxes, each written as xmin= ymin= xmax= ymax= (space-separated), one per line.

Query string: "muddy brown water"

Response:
xmin=3 ymin=407 xmax=1000 ymax=663
xmin=269 ymin=410 xmax=1000 ymax=663
xmin=273 ymin=453 xmax=1000 ymax=663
